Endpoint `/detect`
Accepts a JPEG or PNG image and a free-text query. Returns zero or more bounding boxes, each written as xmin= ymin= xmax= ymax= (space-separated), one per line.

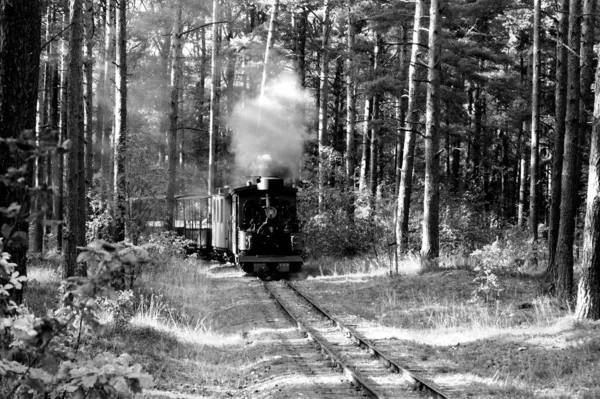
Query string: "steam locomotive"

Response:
xmin=173 ymin=176 xmax=303 ymax=276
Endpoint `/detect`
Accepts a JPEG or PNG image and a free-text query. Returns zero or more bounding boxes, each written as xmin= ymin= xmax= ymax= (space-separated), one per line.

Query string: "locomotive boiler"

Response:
xmin=195 ymin=176 xmax=303 ymax=276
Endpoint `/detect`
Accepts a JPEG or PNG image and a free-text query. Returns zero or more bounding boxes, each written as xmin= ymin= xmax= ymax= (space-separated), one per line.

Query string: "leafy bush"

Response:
xmin=0 ymin=239 xmax=153 ymax=398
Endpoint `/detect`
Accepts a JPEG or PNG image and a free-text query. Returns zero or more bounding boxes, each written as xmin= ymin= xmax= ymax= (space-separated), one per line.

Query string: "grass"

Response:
xmin=297 ymin=256 xmax=600 ymax=398
xmin=18 ymin=247 xmax=600 ymax=399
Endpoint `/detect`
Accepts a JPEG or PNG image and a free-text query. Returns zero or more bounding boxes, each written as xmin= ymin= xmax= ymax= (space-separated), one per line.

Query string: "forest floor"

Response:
xmin=25 ymin=255 xmax=600 ymax=398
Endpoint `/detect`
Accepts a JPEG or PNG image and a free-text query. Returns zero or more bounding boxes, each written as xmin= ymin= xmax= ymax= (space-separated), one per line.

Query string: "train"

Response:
xmin=169 ymin=176 xmax=303 ymax=277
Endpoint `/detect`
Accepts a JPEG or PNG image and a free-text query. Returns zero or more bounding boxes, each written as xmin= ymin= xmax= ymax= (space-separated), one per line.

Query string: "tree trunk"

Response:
xmin=396 ymin=0 xmax=423 ymax=256
xmin=56 ymin=6 xmax=70 ymax=253
xmin=102 ymin=0 xmax=115 ymax=197
xmin=0 ymin=0 xmax=41 ymax=302
xmin=208 ymin=0 xmax=220 ymax=195
xmin=369 ymin=33 xmax=381 ymax=201
xmin=64 ymin=0 xmax=86 ymax=278
xmin=317 ymin=0 xmax=330 ymax=213
xmin=395 ymin=24 xmax=408 ymax=198
xmin=549 ymin=0 xmax=569 ymax=267
xmin=260 ymin=0 xmax=280 ymax=98
xmin=195 ymin=27 xmax=207 ymax=172
xmin=166 ymin=0 xmax=182 ymax=231
xmin=94 ymin=1 xmax=106 ymax=180
xmin=369 ymin=95 xmax=379 ymax=199
xmin=529 ymin=0 xmax=541 ymax=240
xmin=345 ymin=1 xmax=356 ymax=193
xmin=575 ymin=49 xmax=600 ymax=320
xmin=84 ymin=0 xmax=94 ymax=196
xmin=518 ymin=128 xmax=528 ymax=228
xmin=112 ymin=0 xmax=127 ymax=242
xmin=552 ymin=0 xmax=581 ymax=301
xmin=421 ymin=0 xmax=441 ymax=263
xmin=32 ymin=4 xmax=52 ymax=254
xmin=359 ymin=97 xmax=371 ymax=192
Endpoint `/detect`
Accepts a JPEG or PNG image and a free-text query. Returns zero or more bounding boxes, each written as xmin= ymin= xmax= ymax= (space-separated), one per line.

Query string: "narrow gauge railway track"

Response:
xmin=262 ymin=280 xmax=450 ymax=399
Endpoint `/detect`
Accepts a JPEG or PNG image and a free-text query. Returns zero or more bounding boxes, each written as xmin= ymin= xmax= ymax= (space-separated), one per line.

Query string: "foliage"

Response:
xmin=0 ymin=239 xmax=153 ymax=399
xmin=86 ymin=179 xmax=115 ymax=243
xmin=299 ymin=172 xmax=396 ymax=259
xmin=468 ymin=227 xmax=544 ymax=303
xmin=142 ymin=230 xmax=192 ymax=260
xmin=469 ymin=263 xmax=504 ymax=303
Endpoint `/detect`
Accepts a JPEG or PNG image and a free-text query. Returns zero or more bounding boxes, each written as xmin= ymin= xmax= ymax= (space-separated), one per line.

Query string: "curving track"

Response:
xmin=263 ymin=279 xmax=450 ymax=399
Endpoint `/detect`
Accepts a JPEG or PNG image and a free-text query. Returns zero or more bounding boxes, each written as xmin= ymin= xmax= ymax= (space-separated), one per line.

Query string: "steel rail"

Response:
xmin=262 ymin=280 xmax=387 ymax=398
xmin=284 ymin=280 xmax=450 ymax=399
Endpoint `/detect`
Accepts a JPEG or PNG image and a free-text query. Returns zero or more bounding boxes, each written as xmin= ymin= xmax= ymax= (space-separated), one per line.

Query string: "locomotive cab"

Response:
xmin=232 ymin=177 xmax=303 ymax=275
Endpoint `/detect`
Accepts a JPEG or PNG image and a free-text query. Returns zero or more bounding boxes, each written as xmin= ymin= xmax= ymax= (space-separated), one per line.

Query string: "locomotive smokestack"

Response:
xmin=257 ymin=176 xmax=284 ymax=191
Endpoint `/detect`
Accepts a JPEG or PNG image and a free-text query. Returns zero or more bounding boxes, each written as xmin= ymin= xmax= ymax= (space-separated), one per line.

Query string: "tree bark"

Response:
xmin=317 ymin=0 xmax=330 ymax=213
xmin=529 ymin=0 xmax=541 ymax=240
xmin=552 ymin=0 xmax=581 ymax=301
xmin=260 ymin=0 xmax=280 ymax=98
xmin=421 ymin=0 xmax=441 ymax=263
xmin=102 ymin=0 xmax=115 ymax=197
xmin=208 ymin=0 xmax=220 ymax=195
xmin=64 ymin=0 xmax=86 ymax=278
xmin=549 ymin=0 xmax=570 ymax=267
xmin=575 ymin=48 xmax=600 ymax=320
xmin=395 ymin=24 xmax=408 ymax=198
xmin=396 ymin=0 xmax=423 ymax=256
xmin=518 ymin=126 xmax=529 ymax=228
xmin=369 ymin=33 xmax=381 ymax=201
xmin=359 ymin=97 xmax=371 ymax=192
xmin=345 ymin=2 xmax=356 ymax=193
xmin=32 ymin=4 xmax=52 ymax=254
xmin=166 ymin=0 xmax=182 ymax=231
xmin=0 ymin=0 xmax=41 ymax=302
xmin=94 ymin=1 xmax=106 ymax=180
xmin=84 ymin=0 xmax=94 ymax=195
xmin=112 ymin=0 xmax=127 ymax=242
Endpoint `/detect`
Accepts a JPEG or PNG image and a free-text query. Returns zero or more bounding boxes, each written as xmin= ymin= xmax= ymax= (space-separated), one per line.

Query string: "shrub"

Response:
xmin=0 ymin=239 xmax=153 ymax=398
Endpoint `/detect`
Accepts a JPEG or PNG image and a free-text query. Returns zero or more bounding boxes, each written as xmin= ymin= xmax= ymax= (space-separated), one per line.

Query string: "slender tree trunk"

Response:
xmin=208 ymin=0 xmax=220 ymax=195
xmin=369 ymin=33 xmax=381 ymax=201
xmin=47 ymin=6 xmax=60 ymax=247
xmin=317 ymin=0 xmax=330 ymax=213
xmin=166 ymin=0 xmax=182 ymax=231
xmin=32 ymin=5 xmax=51 ymax=254
xmin=0 ymin=0 xmax=41 ymax=302
xmin=84 ymin=0 xmax=94 ymax=195
xmin=369 ymin=95 xmax=379 ymax=198
xmin=94 ymin=2 xmax=106 ymax=180
xmin=359 ymin=97 xmax=371 ymax=192
xmin=421 ymin=0 xmax=441 ymax=263
xmin=102 ymin=0 xmax=115 ymax=197
xmin=260 ymin=0 xmax=279 ymax=97
xmin=396 ymin=0 xmax=423 ymax=256
xmin=518 ymin=121 xmax=530 ymax=227
xmin=112 ymin=0 xmax=127 ymax=242
xmin=345 ymin=1 xmax=356 ymax=194
xmin=395 ymin=25 xmax=408 ymax=198
xmin=472 ymin=84 xmax=482 ymax=185
xmin=56 ymin=6 xmax=70 ymax=253
xmin=64 ymin=0 xmax=85 ymax=278
xmin=195 ymin=27 xmax=207 ymax=172
xmin=529 ymin=0 xmax=541 ymax=240
xmin=552 ymin=0 xmax=581 ymax=301
xmin=575 ymin=48 xmax=600 ymax=320
xmin=549 ymin=0 xmax=569 ymax=267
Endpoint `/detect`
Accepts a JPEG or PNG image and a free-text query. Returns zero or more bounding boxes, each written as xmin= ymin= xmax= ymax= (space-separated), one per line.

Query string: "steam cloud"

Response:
xmin=229 ymin=72 xmax=311 ymax=183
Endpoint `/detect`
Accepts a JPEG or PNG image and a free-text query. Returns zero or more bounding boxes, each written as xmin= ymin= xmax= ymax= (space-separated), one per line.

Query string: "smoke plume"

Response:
xmin=229 ymin=72 xmax=312 ymax=183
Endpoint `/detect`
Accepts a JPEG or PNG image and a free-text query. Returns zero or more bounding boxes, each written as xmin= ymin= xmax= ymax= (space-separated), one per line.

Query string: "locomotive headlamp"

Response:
xmin=266 ymin=207 xmax=278 ymax=218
